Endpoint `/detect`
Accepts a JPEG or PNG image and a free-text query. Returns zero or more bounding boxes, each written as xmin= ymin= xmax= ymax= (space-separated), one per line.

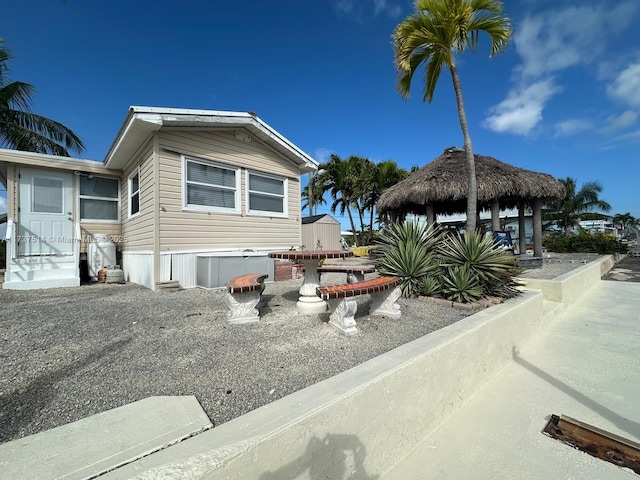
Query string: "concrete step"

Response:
xmin=0 ymin=396 xmax=212 ymax=480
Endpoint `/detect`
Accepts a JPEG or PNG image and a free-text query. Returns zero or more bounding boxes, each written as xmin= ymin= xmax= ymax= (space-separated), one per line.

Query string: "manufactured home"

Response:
xmin=0 ymin=107 xmax=317 ymax=290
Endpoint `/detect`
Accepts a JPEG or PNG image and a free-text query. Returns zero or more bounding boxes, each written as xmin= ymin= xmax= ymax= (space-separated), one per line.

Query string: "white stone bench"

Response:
xmin=225 ymin=273 xmax=268 ymax=324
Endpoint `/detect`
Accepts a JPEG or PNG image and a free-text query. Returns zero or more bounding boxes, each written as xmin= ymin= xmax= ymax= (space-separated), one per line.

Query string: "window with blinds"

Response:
xmin=129 ymin=168 xmax=140 ymax=217
xmin=247 ymin=171 xmax=287 ymax=217
xmin=184 ymin=158 xmax=240 ymax=212
xmin=79 ymin=176 xmax=119 ymax=221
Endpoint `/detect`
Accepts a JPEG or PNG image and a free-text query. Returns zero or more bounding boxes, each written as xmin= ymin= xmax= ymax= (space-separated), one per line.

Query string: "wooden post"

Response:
xmin=426 ymin=204 xmax=435 ymax=227
xmin=491 ymin=199 xmax=500 ymax=232
xmin=518 ymin=204 xmax=527 ymax=255
xmin=532 ymin=198 xmax=543 ymax=258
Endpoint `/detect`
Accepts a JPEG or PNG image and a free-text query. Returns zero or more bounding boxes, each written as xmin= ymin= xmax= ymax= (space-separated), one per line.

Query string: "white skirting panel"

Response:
xmin=159 ymin=252 xmax=198 ymax=288
xmin=122 ymin=251 xmax=154 ymax=289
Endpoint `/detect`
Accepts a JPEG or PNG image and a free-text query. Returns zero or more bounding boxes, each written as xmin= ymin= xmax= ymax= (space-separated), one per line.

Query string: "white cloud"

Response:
xmin=607 ymin=62 xmax=640 ymax=107
xmin=486 ymin=1 xmax=639 ymax=137
xmin=483 ymin=79 xmax=561 ymax=135
xmin=313 ymin=148 xmax=333 ymax=164
xmin=334 ymin=0 xmax=402 ymax=20
xmin=373 ymin=0 xmax=402 ymax=18
xmin=554 ymin=119 xmax=593 ymax=137
xmin=602 ymin=110 xmax=639 ymax=133
xmin=615 ymin=129 xmax=640 ymax=142
xmin=514 ymin=4 xmax=634 ymax=79
xmin=0 ymin=195 xmax=6 ymax=214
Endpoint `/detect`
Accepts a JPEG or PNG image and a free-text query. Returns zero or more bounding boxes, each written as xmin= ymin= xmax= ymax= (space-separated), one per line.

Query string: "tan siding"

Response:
xmin=121 ymin=141 xmax=155 ymax=251
xmin=157 ymin=131 xmax=303 ymax=251
xmin=159 ymin=130 xmax=299 ymax=177
xmin=79 ymin=223 xmax=122 ymax=253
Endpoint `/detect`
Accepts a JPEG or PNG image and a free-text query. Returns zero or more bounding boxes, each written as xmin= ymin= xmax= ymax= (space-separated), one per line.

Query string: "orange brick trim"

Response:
xmin=316 ymin=276 xmax=401 ymax=300
xmin=227 ymin=273 xmax=268 ymax=294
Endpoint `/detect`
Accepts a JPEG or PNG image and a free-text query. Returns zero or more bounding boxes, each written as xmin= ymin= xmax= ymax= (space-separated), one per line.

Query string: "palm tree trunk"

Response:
xmin=450 ymin=65 xmax=477 ymax=232
xmin=346 ymin=206 xmax=359 ymax=247
xmin=368 ymin=207 xmax=375 ymax=244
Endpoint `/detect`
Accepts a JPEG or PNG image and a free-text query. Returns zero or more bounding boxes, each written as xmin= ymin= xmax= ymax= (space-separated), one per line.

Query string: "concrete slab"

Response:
xmin=382 ymin=281 xmax=640 ymax=479
xmin=0 ymin=396 xmax=212 ymax=480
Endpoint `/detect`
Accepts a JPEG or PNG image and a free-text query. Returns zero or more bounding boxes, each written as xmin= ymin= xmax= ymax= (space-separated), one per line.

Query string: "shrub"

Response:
xmin=543 ymin=232 xmax=628 ymax=254
xmin=440 ymin=265 xmax=483 ymax=303
xmin=376 ymin=223 xmax=521 ymax=302
xmin=375 ymin=220 xmax=442 ymax=297
xmin=438 ymin=231 xmax=518 ymax=294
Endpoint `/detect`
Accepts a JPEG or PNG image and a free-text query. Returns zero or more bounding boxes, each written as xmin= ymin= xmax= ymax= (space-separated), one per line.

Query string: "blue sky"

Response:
xmin=2 ymin=0 xmax=640 ymax=230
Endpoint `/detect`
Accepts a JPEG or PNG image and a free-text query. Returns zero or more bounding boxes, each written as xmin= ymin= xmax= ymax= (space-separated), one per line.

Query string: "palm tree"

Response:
xmin=393 ymin=0 xmax=511 ymax=232
xmin=363 ymin=160 xmax=409 ymax=242
xmin=612 ymin=212 xmax=637 ymax=233
xmin=544 ymin=177 xmax=611 ymax=235
xmin=315 ymin=154 xmax=362 ymax=246
xmin=0 ymin=40 xmax=84 ymax=156
xmin=301 ymin=175 xmax=327 ymax=216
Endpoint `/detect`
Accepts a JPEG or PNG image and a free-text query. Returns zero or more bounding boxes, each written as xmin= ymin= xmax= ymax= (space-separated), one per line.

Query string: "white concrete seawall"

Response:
xmin=105 ymin=255 xmax=618 ymax=479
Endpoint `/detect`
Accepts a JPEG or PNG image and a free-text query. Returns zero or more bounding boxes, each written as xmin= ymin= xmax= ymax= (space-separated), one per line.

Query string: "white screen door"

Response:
xmin=18 ymin=168 xmax=74 ymax=255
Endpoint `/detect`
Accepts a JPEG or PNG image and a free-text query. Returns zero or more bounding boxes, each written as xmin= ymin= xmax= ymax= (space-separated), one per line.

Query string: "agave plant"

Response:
xmin=438 ymin=231 xmax=517 ymax=291
xmin=440 ymin=265 xmax=483 ymax=303
xmin=376 ymin=220 xmax=442 ymax=297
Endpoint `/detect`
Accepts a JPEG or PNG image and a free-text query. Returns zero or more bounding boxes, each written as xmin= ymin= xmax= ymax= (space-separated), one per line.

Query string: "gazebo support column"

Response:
xmin=518 ymin=205 xmax=527 ymax=255
xmin=532 ymin=198 xmax=543 ymax=258
xmin=426 ymin=204 xmax=435 ymax=227
xmin=491 ymin=200 xmax=500 ymax=232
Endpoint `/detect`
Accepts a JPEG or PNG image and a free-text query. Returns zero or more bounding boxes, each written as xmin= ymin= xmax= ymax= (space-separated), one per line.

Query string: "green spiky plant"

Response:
xmin=376 ymin=220 xmax=442 ymax=297
xmin=440 ymin=265 xmax=483 ymax=303
xmin=438 ymin=231 xmax=520 ymax=300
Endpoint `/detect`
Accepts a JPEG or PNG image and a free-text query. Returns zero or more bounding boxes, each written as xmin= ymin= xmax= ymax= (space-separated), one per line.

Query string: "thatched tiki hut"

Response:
xmin=377 ymin=147 xmax=565 ymax=257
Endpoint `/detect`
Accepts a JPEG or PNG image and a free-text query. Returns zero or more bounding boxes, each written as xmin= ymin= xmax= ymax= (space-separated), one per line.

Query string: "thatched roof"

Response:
xmin=377 ymin=147 xmax=565 ymax=215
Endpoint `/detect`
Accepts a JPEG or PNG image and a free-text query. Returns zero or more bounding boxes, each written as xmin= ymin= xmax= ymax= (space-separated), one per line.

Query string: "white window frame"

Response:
xmin=245 ymin=170 xmax=288 ymax=218
xmin=182 ymin=156 xmax=241 ymax=214
xmin=128 ymin=167 xmax=141 ymax=219
xmin=78 ymin=175 xmax=120 ymax=223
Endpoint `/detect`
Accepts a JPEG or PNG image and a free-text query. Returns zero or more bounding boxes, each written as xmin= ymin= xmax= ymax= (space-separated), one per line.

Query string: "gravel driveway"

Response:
xmin=0 ymin=253 xmax=605 ymax=445
xmin=0 ymin=274 xmax=470 ymax=444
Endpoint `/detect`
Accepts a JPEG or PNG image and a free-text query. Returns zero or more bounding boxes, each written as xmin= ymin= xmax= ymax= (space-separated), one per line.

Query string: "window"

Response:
xmin=183 ymin=157 xmax=240 ymax=212
xmin=129 ymin=168 xmax=140 ymax=217
xmin=246 ymin=171 xmax=287 ymax=217
xmin=33 ymin=176 xmax=63 ymax=214
xmin=79 ymin=176 xmax=119 ymax=221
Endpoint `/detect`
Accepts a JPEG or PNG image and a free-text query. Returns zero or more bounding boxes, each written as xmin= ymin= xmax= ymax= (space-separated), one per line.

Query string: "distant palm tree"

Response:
xmin=301 ymin=176 xmax=327 ymax=217
xmin=363 ymin=160 xmax=409 ymax=242
xmin=544 ymin=177 xmax=611 ymax=235
xmin=314 ymin=154 xmax=361 ymax=246
xmin=612 ymin=212 xmax=637 ymax=232
xmin=393 ymin=0 xmax=511 ymax=232
xmin=0 ymin=40 xmax=84 ymax=156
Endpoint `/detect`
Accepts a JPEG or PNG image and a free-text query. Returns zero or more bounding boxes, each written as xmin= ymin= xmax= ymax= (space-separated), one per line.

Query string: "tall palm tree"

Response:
xmin=544 ymin=177 xmax=611 ymax=235
xmin=0 ymin=40 xmax=84 ymax=156
xmin=393 ymin=0 xmax=511 ymax=232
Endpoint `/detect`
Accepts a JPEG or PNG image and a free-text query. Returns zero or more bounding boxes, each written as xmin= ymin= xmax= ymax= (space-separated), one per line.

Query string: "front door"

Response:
xmin=18 ymin=168 xmax=74 ymax=256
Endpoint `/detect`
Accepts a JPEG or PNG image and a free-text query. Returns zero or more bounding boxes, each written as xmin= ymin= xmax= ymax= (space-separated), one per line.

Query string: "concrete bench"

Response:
xmin=226 ymin=273 xmax=268 ymax=324
xmin=316 ymin=276 xmax=402 ymax=336
xmin=317 ymin=264 xmax=376 ymax=283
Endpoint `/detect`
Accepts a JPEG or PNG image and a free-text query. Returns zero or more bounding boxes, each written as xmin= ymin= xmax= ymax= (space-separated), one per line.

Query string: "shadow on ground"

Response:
xmin=0 ymin=338 xmax=132 ymax=443
xmin=259 ymin=433 xmax=379 ymax=480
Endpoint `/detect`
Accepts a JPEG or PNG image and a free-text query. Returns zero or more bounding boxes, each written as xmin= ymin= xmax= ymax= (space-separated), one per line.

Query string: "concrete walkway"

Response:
xmin=382 ymin=280 xmax=640 ymax=479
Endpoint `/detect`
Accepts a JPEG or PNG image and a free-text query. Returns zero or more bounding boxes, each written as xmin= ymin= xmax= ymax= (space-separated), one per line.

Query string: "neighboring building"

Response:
xmin=0 ymin=106 xmax=317 ymax=290
xmin=301 ymin=214 xmax=341 ymax=251
xmin=578 ymin=219 xmax=617 ymax=236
